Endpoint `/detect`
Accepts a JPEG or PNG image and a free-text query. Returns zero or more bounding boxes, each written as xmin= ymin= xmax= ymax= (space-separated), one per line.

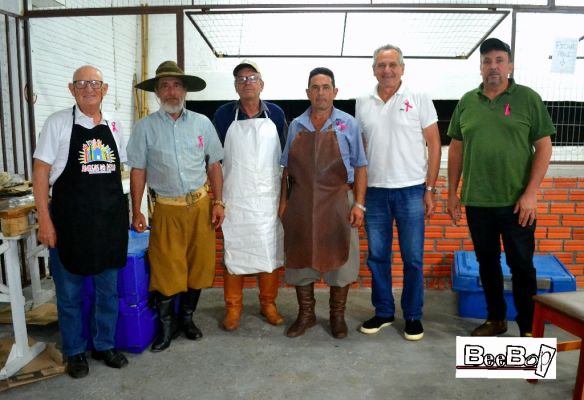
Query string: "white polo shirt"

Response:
xmin=34 ymin=106 xmax=127 ymax=185
xmin=355 ymin=84 xmax=437 ymax=189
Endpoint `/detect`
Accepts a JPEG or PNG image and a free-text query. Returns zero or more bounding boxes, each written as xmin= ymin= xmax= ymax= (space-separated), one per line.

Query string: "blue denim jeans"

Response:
xmin=364 ymin=185 xmax=425 ymax=320
xmin=466 ymin=206 xmax=536 ymax=332
xmin=50 ymin=248 xmax=119 ymax=356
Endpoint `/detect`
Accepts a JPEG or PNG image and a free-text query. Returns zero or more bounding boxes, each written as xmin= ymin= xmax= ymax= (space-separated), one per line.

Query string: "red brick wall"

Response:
xmin=212 ymin=176 xmax=584 ymax=289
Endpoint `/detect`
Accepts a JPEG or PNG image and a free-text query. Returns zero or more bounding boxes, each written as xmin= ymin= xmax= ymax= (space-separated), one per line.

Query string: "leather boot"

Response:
xmin=179 ymin=289 xmax=203 ymax=340
xmin=258 ymin=271 xmax=284 ymax=325
xmin=223 ymin=271 xmax=243 ymax=331
xmin=286 ymin=283 xmax=316 ymax=338
xmin=330 ymin=285 xmax=350 ymax=339
xmin=151 ymin=294 xmax=179 ymax=352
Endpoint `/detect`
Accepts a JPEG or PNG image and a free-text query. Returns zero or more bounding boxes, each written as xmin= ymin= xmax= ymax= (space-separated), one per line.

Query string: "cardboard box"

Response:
xmin=0 ymin=204 xmax=35 ymax=237
xmin=0 ymin=338 xmax=64 ymax=392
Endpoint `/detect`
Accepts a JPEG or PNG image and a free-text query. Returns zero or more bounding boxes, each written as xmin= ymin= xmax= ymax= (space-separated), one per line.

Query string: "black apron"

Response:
xmin=51 ymin=106 xmax=128 ymax=275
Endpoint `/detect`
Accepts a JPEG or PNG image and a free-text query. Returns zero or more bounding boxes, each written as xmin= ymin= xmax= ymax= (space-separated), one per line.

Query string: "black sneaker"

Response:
xmin=360 ymin=316 xmax=394 ymax=334
xmin=404 ymin=319 xmax=424 ymax=341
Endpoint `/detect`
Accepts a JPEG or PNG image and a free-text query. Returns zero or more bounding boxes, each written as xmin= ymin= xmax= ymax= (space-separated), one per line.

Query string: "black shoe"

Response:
xmin=66 ymin=353 xmax=89 ymax=379
xmin=91 ymin=349 xmax=129 ymax=369
xmin=179 ymin=289 xmax=203 ymax=340
xmin=359 ymin=316 xmax=395 ymax=334
xmin=471 ymin=320 xmax=507 ymax=337
xmin=180 ymin=316 xmax=203 ymax=340
xmin=404 ymin=319 xmax=424 ymax=341
xmin=151 ymin=294 xmax=178 ymax=352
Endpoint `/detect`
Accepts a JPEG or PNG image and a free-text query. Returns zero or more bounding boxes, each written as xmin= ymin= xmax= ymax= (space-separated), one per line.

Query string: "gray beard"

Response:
xmin=161 ymin=101 xmax=183 ymax=114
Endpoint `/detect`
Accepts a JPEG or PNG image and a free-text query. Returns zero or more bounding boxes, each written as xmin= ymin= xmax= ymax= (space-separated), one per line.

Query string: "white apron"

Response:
xmin=222 ymin=109 xmax=284 ymax=275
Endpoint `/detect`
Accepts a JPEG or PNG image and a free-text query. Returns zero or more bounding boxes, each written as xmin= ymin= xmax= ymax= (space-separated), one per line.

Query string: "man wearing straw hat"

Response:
xmin=128 ymin=61 xmax=224 ymax=352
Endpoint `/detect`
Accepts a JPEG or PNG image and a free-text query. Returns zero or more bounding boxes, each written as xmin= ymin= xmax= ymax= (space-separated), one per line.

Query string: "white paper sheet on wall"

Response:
xmin=551 ymin=38 xmax=578 ymax=74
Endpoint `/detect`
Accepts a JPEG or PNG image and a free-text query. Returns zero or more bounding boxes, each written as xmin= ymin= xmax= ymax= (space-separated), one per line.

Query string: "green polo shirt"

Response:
xmin=447 ymin=79 xmax=555 ymax=207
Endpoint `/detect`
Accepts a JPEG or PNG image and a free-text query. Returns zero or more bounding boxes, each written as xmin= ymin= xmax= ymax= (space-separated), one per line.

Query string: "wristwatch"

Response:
xmin=212 ymin=200 xmax=226 ymax=208
xmin=425 ymin=186 xmax=437 ymax=194
xmin=353 ymin=202 xmax=366 ymax=212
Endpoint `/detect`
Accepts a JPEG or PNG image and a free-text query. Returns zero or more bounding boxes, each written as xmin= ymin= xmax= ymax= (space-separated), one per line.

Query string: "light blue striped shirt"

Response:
xmin=127 ymin=108 xmax=224 ymax=197
xmin=280 ymin=107 xmax=367 ymax=183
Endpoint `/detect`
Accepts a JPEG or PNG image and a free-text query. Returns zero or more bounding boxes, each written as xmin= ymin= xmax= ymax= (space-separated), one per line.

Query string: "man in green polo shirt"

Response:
xmin=447 ymin=38 xmax=555 ymax=337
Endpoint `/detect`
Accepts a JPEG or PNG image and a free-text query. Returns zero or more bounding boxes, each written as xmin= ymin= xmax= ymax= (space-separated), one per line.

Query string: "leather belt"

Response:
xmin=156 ymin=185 xmax=208 ymax=206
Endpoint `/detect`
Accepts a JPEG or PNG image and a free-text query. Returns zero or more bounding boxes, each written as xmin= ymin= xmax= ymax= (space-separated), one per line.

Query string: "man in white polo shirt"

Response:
xmin=355 ymin=44 xmax=441 ymax=341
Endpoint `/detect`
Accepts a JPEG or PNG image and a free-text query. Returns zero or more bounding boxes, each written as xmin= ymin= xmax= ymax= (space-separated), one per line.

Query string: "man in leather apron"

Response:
xmin=128 ymin=61 xmax=224 ymax=352
xmin=279 ymin=67 xmax=368 ymax=339
xmin=33 ymin=66 xmax=129 ymax=378
xmin=213 ymin=60 xmax=287 ymax=331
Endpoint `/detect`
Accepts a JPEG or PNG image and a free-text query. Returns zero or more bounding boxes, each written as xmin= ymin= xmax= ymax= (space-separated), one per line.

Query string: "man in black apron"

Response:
xmin=33 ymin=65 xmax=129 ymax=378
xmin=279 ymin=68 xmax=368 ymax=339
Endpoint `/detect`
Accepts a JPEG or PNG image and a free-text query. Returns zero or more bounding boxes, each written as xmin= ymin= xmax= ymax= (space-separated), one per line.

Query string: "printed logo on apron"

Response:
xmin=79 ymin=138 xmax=118 ymax=174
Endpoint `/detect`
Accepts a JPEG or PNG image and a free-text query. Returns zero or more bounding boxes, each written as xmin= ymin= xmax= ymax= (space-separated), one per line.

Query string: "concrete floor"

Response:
xmin=0 ymin=288 xmax=579 ymax=400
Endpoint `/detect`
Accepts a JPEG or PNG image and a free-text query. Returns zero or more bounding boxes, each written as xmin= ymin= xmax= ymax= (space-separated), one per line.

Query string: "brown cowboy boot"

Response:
xmin=223 ymin=271 xmax=243 ymax=331
xmin=330 ymin=285 xmax=350 ymax=339
xmin=286 ymin=283 xmax=316 ymax=338
xmin=258 ymin=271 xmax=284 ymax=325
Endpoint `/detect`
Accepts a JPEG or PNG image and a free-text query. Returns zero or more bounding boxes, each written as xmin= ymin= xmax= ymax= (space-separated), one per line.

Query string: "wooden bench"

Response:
xmin=530 ymin=291 xmax=584 ymax=400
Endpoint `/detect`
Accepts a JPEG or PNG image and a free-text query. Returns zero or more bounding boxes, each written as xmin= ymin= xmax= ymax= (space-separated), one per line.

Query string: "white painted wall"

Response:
xmin=30 ymin=12 xmax=140 ymax=145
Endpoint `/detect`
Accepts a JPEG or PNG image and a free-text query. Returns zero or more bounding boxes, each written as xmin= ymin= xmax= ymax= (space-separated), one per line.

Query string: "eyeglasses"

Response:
xmin=235 ymin=75 xmax=260 ymax=85
xmin=73 ymin=80 xmax=104 ymax=89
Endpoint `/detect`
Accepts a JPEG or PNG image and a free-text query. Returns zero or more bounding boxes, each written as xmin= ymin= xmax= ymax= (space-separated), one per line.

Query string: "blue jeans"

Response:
xmin=50 ymin=248 xmax=119 ymax=356
xmin=364 ymin=185 xmax=425 ymax=320
xmin=466 ymin=206 xmax=536 ymax=332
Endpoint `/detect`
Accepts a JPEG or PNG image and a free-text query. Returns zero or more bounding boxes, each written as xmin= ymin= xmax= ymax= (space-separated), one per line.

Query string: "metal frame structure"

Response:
xmin=0 ymin=0 xmax=581 ymax=169
xmin=185 ymin=9 xmax=509 ymax=59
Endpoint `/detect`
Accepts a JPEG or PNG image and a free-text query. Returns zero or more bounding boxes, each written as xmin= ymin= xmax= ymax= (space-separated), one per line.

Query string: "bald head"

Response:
xmin=68 ymin=65 xmax=108 ymax=116
xmin=72 ymin=65 xmax=103 ymax=82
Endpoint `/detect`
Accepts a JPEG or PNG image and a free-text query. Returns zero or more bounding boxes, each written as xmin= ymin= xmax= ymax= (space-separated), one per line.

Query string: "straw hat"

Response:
xmin=135 ymin=60 xmax=206 ymax=92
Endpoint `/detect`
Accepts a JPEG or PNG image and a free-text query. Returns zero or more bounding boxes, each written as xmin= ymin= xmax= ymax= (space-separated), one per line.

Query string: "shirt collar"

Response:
xmin=157 ymin=107 xmax=188 ymax=122
xmin=75 ymin=105 xmax=108 ymax=124
xmin=233 ymin=99 xmax=269 ymax=118
xmin=476 ymin=78 xmax=517 ymax=97
xmin=371 ymin=81 xmax=405 ymax=102
xmin=297 ymin=106 xmax=343 ymax=131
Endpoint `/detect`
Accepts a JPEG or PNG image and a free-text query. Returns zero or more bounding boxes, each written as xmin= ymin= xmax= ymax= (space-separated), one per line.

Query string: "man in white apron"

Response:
xmin=213 ymin=60 xmax=287 ymax=331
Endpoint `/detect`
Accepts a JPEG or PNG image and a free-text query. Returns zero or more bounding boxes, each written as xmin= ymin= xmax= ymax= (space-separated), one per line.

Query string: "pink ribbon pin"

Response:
xmin=197 ymin=135 xmax=204 ymax=148
xmin=111 ymin=121 xmax=117 ymax=133
xmin=404 ymin=100 xmax=413 ymax=112
xmin=505 ymin=104 xmax=511 ymax=116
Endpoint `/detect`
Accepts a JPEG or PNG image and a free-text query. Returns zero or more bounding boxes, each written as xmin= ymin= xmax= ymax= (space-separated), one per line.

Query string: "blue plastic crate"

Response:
xmin=115 ymin=298 xmax=158 ymax=353
xmin=452 ymin=251 xmax=576 ymax=319
xmin=118 ymin=230 xmax=151 ymax=305
xmin=81 ymin=230 xmax=154 ymax=352
xmin=82 ymin=231 xmax=151 ymax=304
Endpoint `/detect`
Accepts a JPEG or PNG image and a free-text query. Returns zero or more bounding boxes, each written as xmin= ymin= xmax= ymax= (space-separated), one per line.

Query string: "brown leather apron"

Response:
xmin=283 ymin=125 xmax=350 ymax=273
